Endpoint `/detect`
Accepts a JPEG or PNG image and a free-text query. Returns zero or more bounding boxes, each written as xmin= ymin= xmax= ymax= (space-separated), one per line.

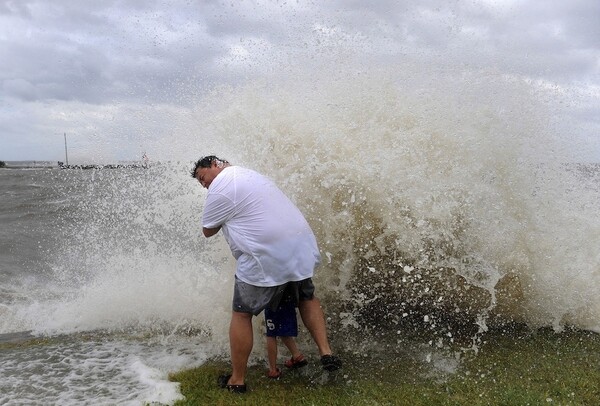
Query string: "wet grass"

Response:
xmin=169 ymin=327 xmax=600 ymax=405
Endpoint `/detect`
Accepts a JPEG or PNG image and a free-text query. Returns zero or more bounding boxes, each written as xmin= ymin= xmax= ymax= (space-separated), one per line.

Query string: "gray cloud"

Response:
xmin=0 ymin=0 xmax=598 ymax=161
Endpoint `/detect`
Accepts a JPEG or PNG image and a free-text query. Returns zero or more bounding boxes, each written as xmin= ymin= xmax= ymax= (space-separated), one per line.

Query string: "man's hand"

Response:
xmin=203 ymin=226 xmax=221 ymax=237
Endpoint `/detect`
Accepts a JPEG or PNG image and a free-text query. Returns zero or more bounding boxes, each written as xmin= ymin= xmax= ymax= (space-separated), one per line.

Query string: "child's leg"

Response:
xmin=280 ymin=336 xmax=302 ymax=359
xmin=281 ymin=336 xmax=308 ymax=369
xmin=266 ymin=336 xmax=279 ymax=373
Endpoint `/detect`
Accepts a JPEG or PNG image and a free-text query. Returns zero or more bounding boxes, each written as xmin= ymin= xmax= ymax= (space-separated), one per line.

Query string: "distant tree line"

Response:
xmin=0 ymin=161 xmax=6 ymax=168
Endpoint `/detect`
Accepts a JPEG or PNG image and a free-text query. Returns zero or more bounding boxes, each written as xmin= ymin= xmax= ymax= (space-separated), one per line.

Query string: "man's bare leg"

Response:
xmin=297 ymin=296 xmax=332 ymax=356
xmin=228 ymin=311 xmax=253 ymax=385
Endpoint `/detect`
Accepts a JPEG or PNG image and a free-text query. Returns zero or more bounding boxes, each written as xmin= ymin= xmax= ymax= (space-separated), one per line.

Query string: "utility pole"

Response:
xmin=64 ymin=133 xmax=69 ymax=165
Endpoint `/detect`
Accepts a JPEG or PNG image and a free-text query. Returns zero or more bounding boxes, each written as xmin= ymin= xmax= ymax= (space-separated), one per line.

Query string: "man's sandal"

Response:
xmin=320 ymin=354 xmax=343 ymax=372
xmin=217 ymin=374 xmax=247 ymax=393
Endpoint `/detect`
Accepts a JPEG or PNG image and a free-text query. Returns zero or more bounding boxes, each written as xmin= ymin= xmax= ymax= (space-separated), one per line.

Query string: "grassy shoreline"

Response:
xmin=169 ymin=327 xmax=600 ymax=405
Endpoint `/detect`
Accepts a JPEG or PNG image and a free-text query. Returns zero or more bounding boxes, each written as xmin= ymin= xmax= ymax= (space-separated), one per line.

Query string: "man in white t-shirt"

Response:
xmin=192 ymin=155 xmax=341 ymax=393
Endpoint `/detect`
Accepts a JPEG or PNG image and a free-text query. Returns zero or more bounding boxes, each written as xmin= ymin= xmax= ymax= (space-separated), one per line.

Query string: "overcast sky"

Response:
xmin=1 ymin=0 xmax=599 ymax=162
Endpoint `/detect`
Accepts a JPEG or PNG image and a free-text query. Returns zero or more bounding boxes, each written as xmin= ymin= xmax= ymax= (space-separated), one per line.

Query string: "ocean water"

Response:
xmin=2 ymin=67 xmax=600 ymax=404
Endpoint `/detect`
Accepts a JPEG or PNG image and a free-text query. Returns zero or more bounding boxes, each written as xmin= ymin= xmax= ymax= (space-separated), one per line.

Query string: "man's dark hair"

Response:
xmin=191 ymin=155 xmax=227 ymax=178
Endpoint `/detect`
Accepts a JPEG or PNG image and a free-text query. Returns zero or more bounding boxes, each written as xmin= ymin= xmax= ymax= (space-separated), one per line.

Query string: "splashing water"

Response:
xmin=3 ymin=62 xmax=599 ymax=356
xmin=184 ymin=64 xmax=600 ymax=343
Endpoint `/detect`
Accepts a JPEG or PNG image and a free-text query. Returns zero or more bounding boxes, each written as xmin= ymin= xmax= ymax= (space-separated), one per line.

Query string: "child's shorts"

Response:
xmin=264 ymin=301 xmax=298 ymax=337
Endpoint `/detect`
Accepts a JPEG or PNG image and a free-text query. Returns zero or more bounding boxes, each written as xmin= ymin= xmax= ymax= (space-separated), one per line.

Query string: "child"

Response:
xmin=264 ymin=290 xmax=308 ymax=379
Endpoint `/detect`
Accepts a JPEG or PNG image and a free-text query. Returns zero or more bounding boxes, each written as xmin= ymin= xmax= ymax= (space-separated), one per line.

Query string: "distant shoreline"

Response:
xmin=0 ymin=162 xmax=55 ymax=169
xmin=0 ymin=331 xmax=36 ymax=345
xmin=0 ymin=161 xmax=149 ymax=170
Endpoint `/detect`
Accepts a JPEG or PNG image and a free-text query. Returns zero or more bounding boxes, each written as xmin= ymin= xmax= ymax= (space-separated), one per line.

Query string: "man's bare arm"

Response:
xmin=203 ymin=226 xmax=221 ymax=237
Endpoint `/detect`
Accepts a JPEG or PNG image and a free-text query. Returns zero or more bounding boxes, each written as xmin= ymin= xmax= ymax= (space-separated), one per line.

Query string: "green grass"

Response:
xmin=169 ymin=327 xmax=600 ymax=405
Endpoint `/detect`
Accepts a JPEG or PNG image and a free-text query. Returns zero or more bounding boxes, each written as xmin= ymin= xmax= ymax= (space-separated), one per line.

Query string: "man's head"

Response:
xmin=191 ymin=155 xmax=230 ymax=189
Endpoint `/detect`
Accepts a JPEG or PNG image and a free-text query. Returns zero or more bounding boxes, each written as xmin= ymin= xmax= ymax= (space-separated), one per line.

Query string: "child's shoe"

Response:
xmin=284 ymin=354 xmax=308 ymax=369
xmin=266 ymin=368 xmax=282 ymax=379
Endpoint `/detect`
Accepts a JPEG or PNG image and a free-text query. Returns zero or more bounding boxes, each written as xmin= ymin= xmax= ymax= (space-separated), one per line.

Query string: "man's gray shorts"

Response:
xmin=232 ymin=276 xmax=316 ymax=316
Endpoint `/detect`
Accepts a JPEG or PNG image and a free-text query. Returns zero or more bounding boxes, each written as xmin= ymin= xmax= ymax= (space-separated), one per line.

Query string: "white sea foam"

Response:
xmin=0 ymin=336 xmax=208 ymax=406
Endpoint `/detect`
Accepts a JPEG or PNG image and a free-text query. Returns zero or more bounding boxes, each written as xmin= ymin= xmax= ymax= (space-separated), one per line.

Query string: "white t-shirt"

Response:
xmin=202 ymin=166 xmax=321 ymax=287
